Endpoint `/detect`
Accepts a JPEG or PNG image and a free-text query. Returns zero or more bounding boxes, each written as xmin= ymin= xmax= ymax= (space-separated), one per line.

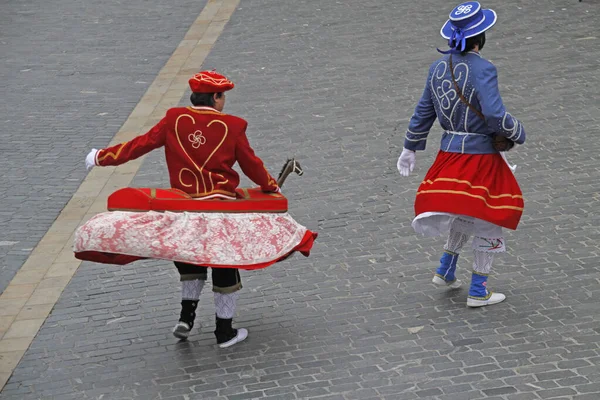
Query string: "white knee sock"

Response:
xmin=473 ymin=250 xmax=494 ymax=275
xmin=214 ymin=292 xmax=239 ymax=319
xmin=444 ymin=231 xmax=471 ymax=254
xmin=182 ymin=279 xmax=204 ymax=301
xmin=444 ymin=217 xmax=473 ymax=253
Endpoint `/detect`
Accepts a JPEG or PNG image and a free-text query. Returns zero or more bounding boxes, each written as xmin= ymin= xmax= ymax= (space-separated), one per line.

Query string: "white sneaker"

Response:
xmin=218 ymin=328 xmax=248 ymax=348
xmin=172 ymin=322 xmax=192 ymax=340
xmin=432 ymin=275 xmax=462 ymax=289
xmin=467 ymin=292 xmax=506 ymax=308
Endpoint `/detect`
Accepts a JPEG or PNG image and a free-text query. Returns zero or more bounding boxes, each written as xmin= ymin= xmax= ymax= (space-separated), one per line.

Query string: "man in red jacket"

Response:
xmin=85 ymin=70 xmax=280 ymax=347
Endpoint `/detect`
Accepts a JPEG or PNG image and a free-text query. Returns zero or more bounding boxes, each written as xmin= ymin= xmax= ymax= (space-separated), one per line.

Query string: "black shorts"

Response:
xmin=174 ymin=261 xmax=242 ymax=294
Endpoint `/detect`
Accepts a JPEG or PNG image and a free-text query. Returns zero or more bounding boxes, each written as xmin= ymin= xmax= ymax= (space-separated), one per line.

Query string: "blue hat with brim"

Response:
xmin=439 ymin=2 xmax=497 ymax=53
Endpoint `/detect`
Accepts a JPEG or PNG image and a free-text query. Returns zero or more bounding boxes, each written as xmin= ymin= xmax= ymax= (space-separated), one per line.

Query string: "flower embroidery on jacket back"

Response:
xmin=188 ymin=130 xmax=206 ymax=148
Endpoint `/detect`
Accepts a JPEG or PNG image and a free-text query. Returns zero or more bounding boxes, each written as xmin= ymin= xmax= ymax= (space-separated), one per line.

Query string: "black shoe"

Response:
xmin=173 ymin=300 xmax=198 ymax=340
xmin=214 ymin=316 xmax=248 ymax=348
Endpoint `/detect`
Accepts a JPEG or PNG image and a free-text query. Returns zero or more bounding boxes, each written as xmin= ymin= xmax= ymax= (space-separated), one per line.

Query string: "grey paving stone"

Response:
xmin=483 ymin=386 xmax=518 ymax=396
xmin=3 ymin=0 xmax=600 ymax=399
xmin=0 ymin=0 xmax=209 ymax=294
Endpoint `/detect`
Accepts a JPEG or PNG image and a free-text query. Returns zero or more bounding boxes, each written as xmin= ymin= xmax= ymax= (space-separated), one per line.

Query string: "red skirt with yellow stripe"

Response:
xmin=415 ymin=151 xmax=524 ymax=230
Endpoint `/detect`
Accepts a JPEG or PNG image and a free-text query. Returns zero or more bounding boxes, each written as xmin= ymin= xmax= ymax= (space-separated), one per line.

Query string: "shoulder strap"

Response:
xmin=448 ymin=55 xmax=485 ymax=122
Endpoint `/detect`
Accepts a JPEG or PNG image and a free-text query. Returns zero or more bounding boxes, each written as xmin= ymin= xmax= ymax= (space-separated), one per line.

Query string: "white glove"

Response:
xmin=397 ymin=148 xmax=416 ymax=177
xmin=85 ymin=149 xmax=98 ymax=170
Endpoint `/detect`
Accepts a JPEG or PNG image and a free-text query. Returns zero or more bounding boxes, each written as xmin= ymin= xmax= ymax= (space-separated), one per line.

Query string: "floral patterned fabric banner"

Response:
xmin=74 ymin=211 xmax=314 ymax=268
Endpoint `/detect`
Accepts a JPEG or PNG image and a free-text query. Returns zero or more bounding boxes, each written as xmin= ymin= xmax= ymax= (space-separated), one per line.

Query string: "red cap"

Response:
xmin=188 ymin=70 xmax=234 ymax=93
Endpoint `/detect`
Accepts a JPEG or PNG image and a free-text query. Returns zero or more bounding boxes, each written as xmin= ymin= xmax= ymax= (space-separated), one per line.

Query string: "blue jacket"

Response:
xmin=404 ymin=51 xmax=526 ymax=154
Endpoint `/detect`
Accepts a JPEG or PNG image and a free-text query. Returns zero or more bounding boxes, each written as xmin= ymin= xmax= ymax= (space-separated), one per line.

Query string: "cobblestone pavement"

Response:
xmin=0 ymin=0 xmax=207 ymax=293
xmin=2 ymin=0 xmax=600 ymax=399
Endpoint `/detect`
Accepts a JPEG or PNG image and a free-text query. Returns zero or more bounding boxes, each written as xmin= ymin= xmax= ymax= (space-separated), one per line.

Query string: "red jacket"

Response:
xmin=96 ymin=106 xmax=279 ymax=198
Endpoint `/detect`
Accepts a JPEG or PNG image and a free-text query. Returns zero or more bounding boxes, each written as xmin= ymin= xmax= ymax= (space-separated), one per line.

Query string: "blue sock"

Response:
xmin=468 ymin=272 xmax=491 ymax=299
xmin=435 ymin=251 xmax=458 ymax=283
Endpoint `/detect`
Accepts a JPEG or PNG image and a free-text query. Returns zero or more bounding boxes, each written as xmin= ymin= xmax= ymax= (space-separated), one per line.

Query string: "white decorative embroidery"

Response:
xmin=502 ymin=112 xmax=521 ymax=140
xmin=432 ymin=61 xmax=454 ymax=111
xmin=445 ymin=134 xmax=454 ymax=152
xmin=407 ymin=129 xmax=429 ymax=136
xmin=465 ymin=91 xmax=475 ymax=132
xmin=188 ymin=130 xmax=206 ymax=148
xmin=455 ymin=4 xmax=473 ymax=15
xmin=431 ymin=60 xmax=471 ymax=132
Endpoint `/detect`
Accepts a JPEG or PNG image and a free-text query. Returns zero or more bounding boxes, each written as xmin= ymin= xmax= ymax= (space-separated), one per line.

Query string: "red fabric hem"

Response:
xmin=414 ymin=151 xmax=524 ymax=230
xmin=415 ymin=194 xmax=521 ymax=230
xmin=74 ymin=230 xmax=318 ymax=270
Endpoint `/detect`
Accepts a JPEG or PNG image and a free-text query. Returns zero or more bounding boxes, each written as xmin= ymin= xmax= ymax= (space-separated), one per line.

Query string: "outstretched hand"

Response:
xmin=397 ymin=148 xmax=416 ymax=177
xmin=86 ymin=149 xmax=98 ymax=170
